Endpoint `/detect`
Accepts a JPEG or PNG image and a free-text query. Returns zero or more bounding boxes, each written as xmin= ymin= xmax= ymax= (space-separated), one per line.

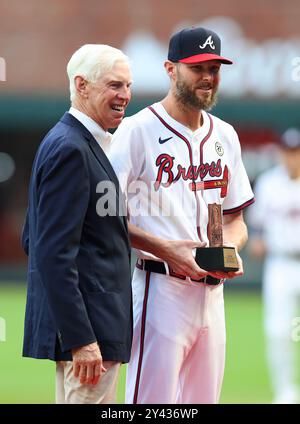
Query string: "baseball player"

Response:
xmin=248 ymin=128 xmax=300 ymax=404
xmin=108 ymin=26 xmax=254 ymax=404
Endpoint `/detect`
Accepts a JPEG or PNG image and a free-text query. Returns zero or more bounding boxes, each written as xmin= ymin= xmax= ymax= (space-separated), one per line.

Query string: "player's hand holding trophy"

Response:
xmin=196 ymin=203 xmax=239 ymax=272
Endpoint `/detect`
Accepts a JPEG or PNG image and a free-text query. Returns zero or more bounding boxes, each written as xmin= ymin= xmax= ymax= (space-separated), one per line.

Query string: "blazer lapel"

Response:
xmin=89 ymin=138 xmax=130 ymax=229
xmin=60 ymin=112 xmax=120 ymax=187
xmin=87 ymin=137 xmax=120 ymax=188
xmin=60 ymin=112 xmax=128 ymax=227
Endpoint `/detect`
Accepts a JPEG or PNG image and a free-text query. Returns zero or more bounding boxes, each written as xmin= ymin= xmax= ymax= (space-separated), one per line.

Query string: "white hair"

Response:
xmin=67 ymin=44 xmax=130 ymax=102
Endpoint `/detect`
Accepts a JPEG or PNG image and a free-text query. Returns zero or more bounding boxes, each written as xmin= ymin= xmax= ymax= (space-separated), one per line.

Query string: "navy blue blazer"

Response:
xmin=21 ymin=112 xmax=132 ymax=362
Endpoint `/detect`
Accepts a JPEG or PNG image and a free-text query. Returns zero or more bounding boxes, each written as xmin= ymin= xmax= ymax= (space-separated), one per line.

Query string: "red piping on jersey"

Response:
xmin=223 ymin=197 xmax=255 ymax=215
xmin=199 ymin=114 xmax=214 ymax=170
xmin=133 ymin=270 xmax=151 ymax=404
xmin=148 ymin=105 xmax=213 ymax=241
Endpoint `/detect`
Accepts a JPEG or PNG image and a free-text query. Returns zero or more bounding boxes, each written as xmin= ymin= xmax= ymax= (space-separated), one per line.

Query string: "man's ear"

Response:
xmin=164 ymin=60 xmax=177 ymax=80
xmin=74 ymin=75 xmax=88 ymax=97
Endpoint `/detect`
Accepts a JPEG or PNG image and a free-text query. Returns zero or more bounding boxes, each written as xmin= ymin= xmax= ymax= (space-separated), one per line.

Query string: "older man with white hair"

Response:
xmin=21 ymin=44 xmax=133 ymax=404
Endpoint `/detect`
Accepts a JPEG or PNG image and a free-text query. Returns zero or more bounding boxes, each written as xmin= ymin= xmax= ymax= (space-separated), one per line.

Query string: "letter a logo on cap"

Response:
xmin=199 ymin=35 xmax=215 ymax=50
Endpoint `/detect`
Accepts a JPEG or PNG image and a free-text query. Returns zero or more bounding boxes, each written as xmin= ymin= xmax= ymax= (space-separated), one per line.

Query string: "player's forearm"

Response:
xmin=223 ymin=212 xmax=248 ymax=251
xmin=128 ymin=222 xmax=168 ymax=258
xmin=128 ymin=222 xmax=207 ymax=278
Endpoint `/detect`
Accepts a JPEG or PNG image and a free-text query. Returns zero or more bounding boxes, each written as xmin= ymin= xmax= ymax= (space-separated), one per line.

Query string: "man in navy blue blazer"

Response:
xmin=21 ymin=44 xmax=133 ymax=404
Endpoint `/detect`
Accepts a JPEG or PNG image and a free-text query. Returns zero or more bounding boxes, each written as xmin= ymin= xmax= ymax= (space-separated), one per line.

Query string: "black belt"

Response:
xmin=136 ymin=259 xmax=222 ymax=285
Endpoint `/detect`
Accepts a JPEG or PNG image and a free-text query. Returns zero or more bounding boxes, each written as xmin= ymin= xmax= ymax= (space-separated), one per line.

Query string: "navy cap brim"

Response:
xmin=179 ymin=53 xmax=233 ymax=65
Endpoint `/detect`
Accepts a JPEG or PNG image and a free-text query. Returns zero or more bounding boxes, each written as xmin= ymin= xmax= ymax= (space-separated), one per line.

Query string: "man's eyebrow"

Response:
xmin=107 ymin=79 xmax=133 ymax=84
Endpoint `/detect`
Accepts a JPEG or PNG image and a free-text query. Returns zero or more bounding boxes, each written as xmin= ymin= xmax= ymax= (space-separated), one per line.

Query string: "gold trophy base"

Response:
xmin=196 ymin=247 xmax=239 ymax=272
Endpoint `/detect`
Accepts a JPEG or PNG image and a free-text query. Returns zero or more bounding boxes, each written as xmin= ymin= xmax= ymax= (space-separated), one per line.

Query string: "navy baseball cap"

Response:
xmin=168 ymin=27 xmax=233 ymax=65
xmin=280 ymin=128 xmax=300 ymax=149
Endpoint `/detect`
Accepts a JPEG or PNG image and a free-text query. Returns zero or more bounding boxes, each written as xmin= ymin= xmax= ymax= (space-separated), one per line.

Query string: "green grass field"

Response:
xmin=0 ymin=284 xmax=274 ymax=403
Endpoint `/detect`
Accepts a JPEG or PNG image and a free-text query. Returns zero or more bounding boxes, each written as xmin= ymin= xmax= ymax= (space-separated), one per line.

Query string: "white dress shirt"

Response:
xmin=68 ymin=107 xmax=112 ymax=154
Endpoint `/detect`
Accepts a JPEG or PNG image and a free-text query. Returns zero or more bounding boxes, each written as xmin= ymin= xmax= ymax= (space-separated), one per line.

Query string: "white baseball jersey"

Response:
xmin=109 ymin=102 xmax=254 ymax=257
xmin=108 ymin=102 xmax=254 ymax=404
xmin=248 ymin=164 xmax=300 ymax=404
xmin=248 ymin=165 xmax=300 ymax=255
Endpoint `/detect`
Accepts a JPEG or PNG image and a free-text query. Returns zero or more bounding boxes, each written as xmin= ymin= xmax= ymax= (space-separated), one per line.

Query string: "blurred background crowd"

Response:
xmin=0 ymin=0 xmax=300 ymax=403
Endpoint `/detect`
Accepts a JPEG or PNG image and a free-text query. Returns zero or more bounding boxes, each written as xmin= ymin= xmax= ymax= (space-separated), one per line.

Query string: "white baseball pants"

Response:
xmin=263 ymin=256 xmax=300 ymax=403
xmin=126 ymin=268 xmax=226 ymax=404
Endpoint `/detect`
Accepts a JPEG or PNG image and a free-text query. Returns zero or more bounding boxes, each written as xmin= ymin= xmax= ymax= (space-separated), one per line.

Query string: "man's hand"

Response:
xmin=208 ymin=244 xmax=244 ymax=280
xmin=72 ymin=342 xmax=106 ymax=386
xmin=159 ymin=239 xmax=208 ymax=280
xmin=208 ymin=211 xmax=248 ymax=282
xmin=129 ymin=223 xmax=213 ymax=279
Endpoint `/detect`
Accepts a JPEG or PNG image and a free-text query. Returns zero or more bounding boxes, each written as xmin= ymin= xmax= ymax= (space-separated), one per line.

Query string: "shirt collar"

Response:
xmin=68 ymin=107 xmax=112 ymax=154
xmin=154 ymin=102 xmax=210 ymax=139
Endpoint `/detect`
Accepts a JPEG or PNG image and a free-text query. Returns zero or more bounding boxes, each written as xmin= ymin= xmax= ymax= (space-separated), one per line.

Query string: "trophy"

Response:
xmin=195 ymin=203 xmax=239 ymax=272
